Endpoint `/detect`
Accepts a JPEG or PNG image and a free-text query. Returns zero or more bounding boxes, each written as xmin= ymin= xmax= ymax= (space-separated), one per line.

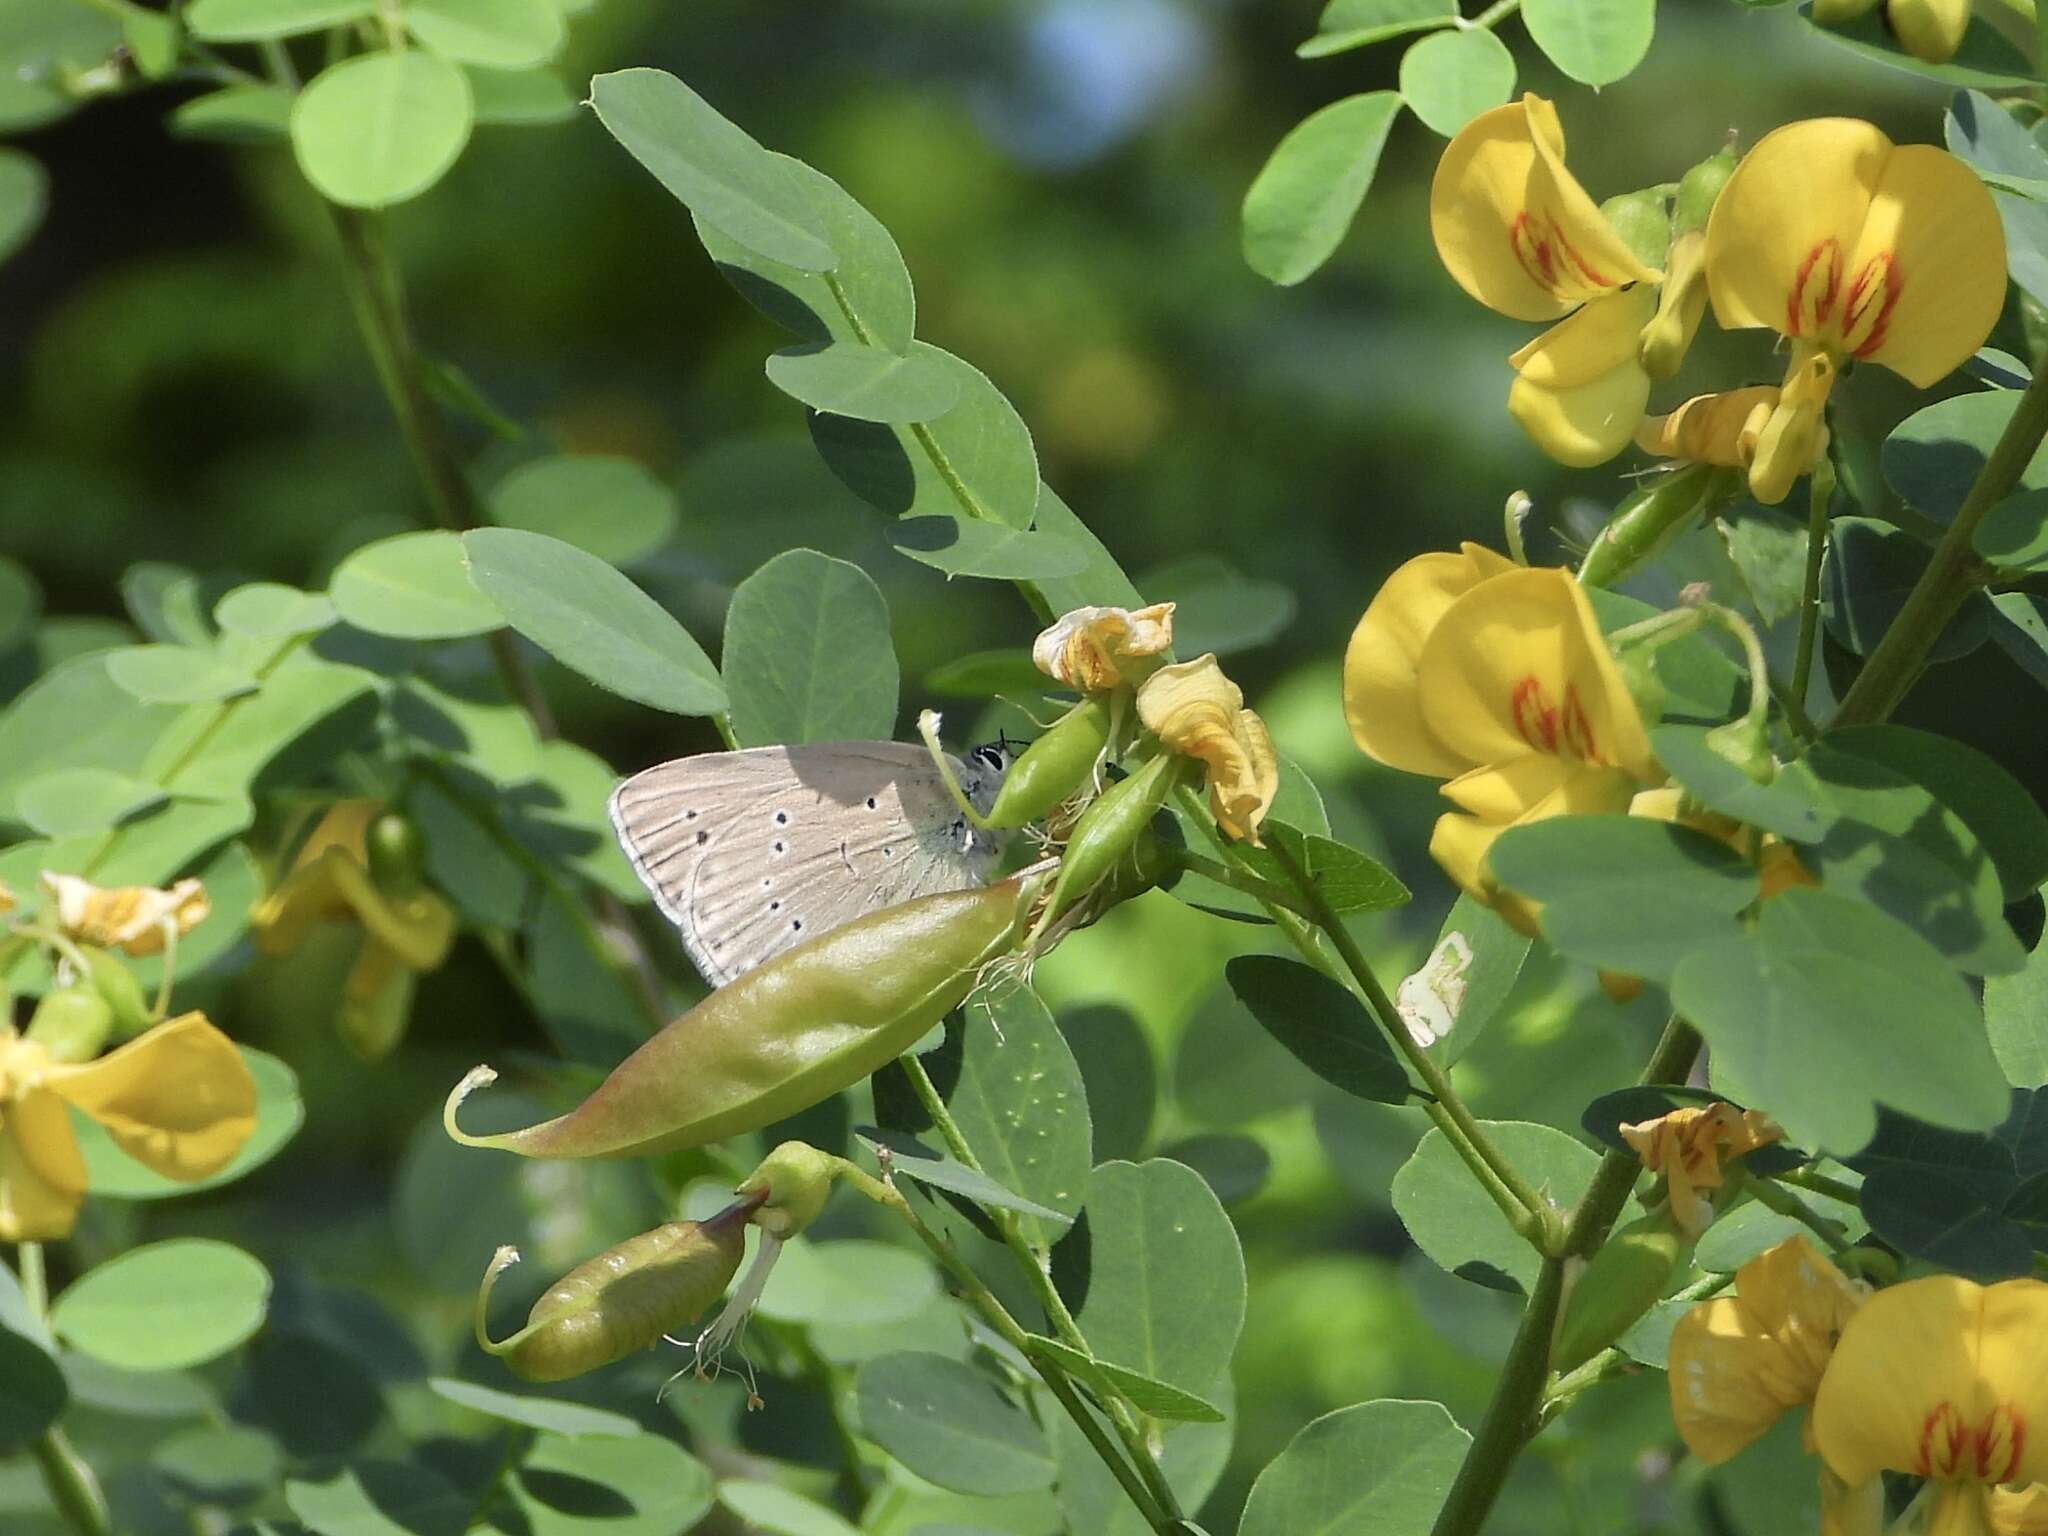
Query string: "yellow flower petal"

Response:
xmin=1750 ymin=347 xmax=1838 ymax=506
xmin=1431 ymin=95 xmax=1660 ymax=322
xmin=1621 ymin=1103 xmax=1782 ymax=1236
xmin=1639 ymin=228 xmax=1710 ymax=380
xmin=1635 ymin=386 xmax=1780 ymax=469
xmin=1343 ymin=542 xmax=1517 ymax=779
xmin=1507 ymin=351 xmax=1654 ymax=468
xmin=1431 ymin=755 xmax=1638 ymax=933
xmin=1135 ymin=655 xmax=1278 ymax=843
xmin=1668 ymin=1236 xmax=1863 ymax=1463
xmin=1813 ymin=1276 xmax=2048 ymax=1491
xmin=44 ymin=1012 xmax=256 ymax=1184
xmin=1821 ymin=1467 xmax=1886 ymax=1536
xmin=1890 ymin=0 xmax=1971 ymax=65
xmin=0 ymin=1085 xmax=88 ymax=1242
xmin=1032 ymin=602 xmax=1177 ymax=692
xmin=252 ymin=848 xmax=455 ymax=972
xmin=1510 ymin=287 xmax=1657 ymax=388
xmin=40 ymin=872 xmax=210 ymax=958
xmin=1414 ymin=566 xmax=1659 ymax=782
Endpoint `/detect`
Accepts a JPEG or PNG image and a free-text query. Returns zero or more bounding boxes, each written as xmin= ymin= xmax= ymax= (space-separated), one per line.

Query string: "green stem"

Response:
xmin=1791 ymin=453 xmax=1834 ymax=726
xmin=1774 ymin=1166 xmax=1862 ymax=1207
xmin=1168 ymin=848 xmax=1314 ymax=918
xmin=1465 ymin=0 xmax=1521 ymax=28
xmin=10 ymin=1249 xmax=110 ymax=1536
xmin=898 ymin=1056 xmax=1184 ymax=1525
xmin=19 ymin=1240 xmax=46 ymax=1316
xmin=1746 ymin=1176 xmax=1851 ymax=1253
xmin=1263 ymin=833 xmax=1564 ymax=1252
xmin=1833 ymin=348 xmax=2048 ymax=726
xmin=1427 ymin=1257 xmax=1565 ymax=1536
xmin=1536 ymin=1269 xmax=1730 ymax=1427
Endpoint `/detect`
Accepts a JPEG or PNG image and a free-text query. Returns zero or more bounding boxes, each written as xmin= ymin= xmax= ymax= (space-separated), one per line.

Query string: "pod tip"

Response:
xmin=444 ymin=1064 xmax=500 ymax=1147
xmin=475 ymin=1244 xmax=522 ymax=1355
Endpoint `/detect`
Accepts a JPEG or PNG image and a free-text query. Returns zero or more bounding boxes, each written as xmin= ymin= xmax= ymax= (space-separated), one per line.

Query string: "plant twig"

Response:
xmin=10 ymin=1248 xmax=111 ymax=1536
xmin=1428 ymin=1257 xmax=1564 ymax=1536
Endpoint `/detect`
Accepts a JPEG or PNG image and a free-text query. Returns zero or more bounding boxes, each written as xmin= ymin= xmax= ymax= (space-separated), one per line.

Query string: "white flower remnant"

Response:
xmin=1395 ymin=932 xmax=1474 ymax=1049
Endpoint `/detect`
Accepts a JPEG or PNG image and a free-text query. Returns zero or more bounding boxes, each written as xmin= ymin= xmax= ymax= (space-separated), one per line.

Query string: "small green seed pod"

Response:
xmin=1576 ymin=463 xmax=1741 ymax=590
xmin=76 ymin=946 xmax=152 ymax=1039
xmin=1672 ymin=144 xmax=1737 ymax=239
xmin=1597 ymin=187 xmax=1672 ymax=274
xmin=1043 ymin=752 xmax=1190 ymax=926
xmin=1551 ymin=1211 xmax=1687 ymax=1375
xmin=446 ymin=868 xmax=1048 ymax=1160
xmin=475 ymin=1199 xmax=755 ymax=1382
xmin=986 ymin=698 xmax=1112 ymax=830
xmin=366 ymin=811 xmax=429 ymax=897
xmin=25 ymin=986 xmax=115 ymax=1064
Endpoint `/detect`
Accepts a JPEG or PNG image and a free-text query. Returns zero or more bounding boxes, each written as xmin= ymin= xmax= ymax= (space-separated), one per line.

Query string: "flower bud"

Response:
xmin=26 ymin=986 xmax=115 ymax=1065
xmin=986 ymin=697 xmax=1111 ymax=830
xmin=1597 ymin=188 xmax=1673 ymax=275
xmin=1705 ymin=716 xmax=1776 ymax=786
xmin=447 ymin=870 xmax=1047 ymax=1160
xmin=738 ymin=1141 xmax=837 ymax=1238
xmin=474 ymin=1199 xmax=755 ymax=1382
xmin=366 ymin=811 xmax=428 ymax=897
xmin=1552 ymin=1210 xmax=1686 ymax=1374
xmin=1577 ymin=463 xmax=1741 ymax=590
xmin=1889 ymin=0 xmax=1968 ymax=63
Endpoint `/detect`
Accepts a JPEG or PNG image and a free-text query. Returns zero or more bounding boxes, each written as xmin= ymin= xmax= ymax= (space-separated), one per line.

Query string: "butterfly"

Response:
xmin=608 ymin=740 xmax=1015 ymax=988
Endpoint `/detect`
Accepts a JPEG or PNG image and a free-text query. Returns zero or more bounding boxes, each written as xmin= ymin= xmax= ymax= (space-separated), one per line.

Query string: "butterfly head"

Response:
xmin=961 ymin=736 xmax=1017 ymax=814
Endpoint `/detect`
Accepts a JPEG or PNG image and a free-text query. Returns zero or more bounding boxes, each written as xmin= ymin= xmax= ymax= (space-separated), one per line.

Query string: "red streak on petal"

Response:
xmin=1786 ymin=240 xmax=1842 ymax=339
xmin=1511 ymin=676 xmax=1559 ymax=754
xmin=1845 ymin=252 xmax=1903 ymax=360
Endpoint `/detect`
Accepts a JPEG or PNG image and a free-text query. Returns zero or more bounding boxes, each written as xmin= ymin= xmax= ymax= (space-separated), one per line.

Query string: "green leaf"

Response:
xmin=187 ymin=0 xmax=373 ymax=40
xmin=1488 ymin=816 xmax=1755 ymax=983
xmin=1028 ymin=486 xmax=1146 ymax=612
xmin=463 ymin=527 xmax=726 ymax=715
xmin=0 ymin=552 xmax=38 ymax=650
xmin=1225 ymin=954 xmax=1409 ymax=1103
xmin=1948 ymin=91 xmax=2048 ymax=308
xmin=105 ymin=643 xmax=257 ymax=704
xmin=1651 ymin=724 xmax=1830 ymax=842
xmin=1298 ymin=0 xmax=1455 ymax=57
xmin=1826 ymin=725 xmax=2048 ymax=902
xmin=722 ymin=549 xmax=897 ymax=746
xmin=290 ymin=51 xmax=474 ymax=210
xmin=1050 ymin=1379 xmax=1233 ymax=1535
xmin=0 ymin=4 xmax=121 ymax=132
xmin=1792 ymin=740 xmax=2024 ymax=975
xmin=286 ymin=1461 xmax=469 ymax=1536
xmin=467 ymin=65 xmax=577 ymax=126
xmin=1060 ymin=1004 xmax=1156 ymax=1165
xmin=767 ymin=341 xmax=961 ymax=424
xmin=151 ymin=1424 xmax=284 ymax=1505
xmin=403 ymin=0 xmax=562 ymax=69
xmin=758 ymin=1238 xmax=937 ymax=1327
xmin=489 ymin=454 xmax=677 ymax=566
xmin=1242 ymin=92 xmax=1402 ymax=286
xmin=1862 ymin=1162 xmax=2034 ymax=1279
xmin=889 ymin=517 xmax=1088 ymax=581
xmin=15 ymin=768 xmax=164 ymax=836
xmin=1398 ymin=28 xmax=1514 ymax=138
xmin=0 ymin=1315 xmax=65 ymax=1444
xmin=331 ymin=530 xmax=502 ymax=639
xmin=1238 ymin=1399 xmax=1470 ymax=1536
xmin=1522 ymin=0 xmax=1654 ymax=86
xmin=944 ymin=987 xmax=1092 ymax=1245
xmin=717 ymin=1481 xmax=859 ymax=1536
xmin=1021 ymin=1335 xmax=1225 ymax=1423
xmin=1421 ymin=892 xmax=1533 ymax=1067
xmin=1142 ymin=556 xmax=1295 ymax=656
xmin=1393 ymin=1120 xmax=1598 ymax=1290
xmin=428 ymin=1378 xmax=638 ymax=1438
xmin=590 ymin=67 xmax=836 ymax=272
xmin=925 ymin=648 xmax=1044 ymax=697
xmin=215 ymin=582 xmax=337 ymax=639
xmin=1587 ymin=587 xmax=1746 ymax=720
xmin=859 ymin=1129 xmax=1070 ymax=1223
xmin=698 ymin=155 xmax=915 ymax=353
xmin=1987 ymin=902 xmax=2048 ymax=1088
xmin=392 ymin=675 xmax=545 ymax=785
xmin=1673 ymin=889 xmax=2009 ymax=1152
xmin=856 ymin=1352 xmax=1055 ymax=1495
xmin=1886 ymin=390 xmax=2048 ymax=526
xmin=1825 ymin=516 xmax=1991 ymax=662
xmin=53 ymin=1240 xmax=271 ymax=1371
xmin=74 ymin=1047 xmax=302 ymax=1198
xmin=169 ymin=83 xmax=295 ymax=141
xmin=1977 ymin=488 xmax=2048 ymax=572
xmin=1161 ymin=1132 xmax=1272 ymax=1207
xmin=1807 ymin=7 xmax=2035 ymax=88
xmin=0 ymin=146 xmax=46 ymax=265
xmin=0 ymin=654 xmax=180 ymax=826
xmin=146 ymin=651 xmax=377 ymax=799
xmin=1073 ymin=1158 xmax=1245 ymax=1395
xmin=1716 ymin=502 xmax=1812 ymax=627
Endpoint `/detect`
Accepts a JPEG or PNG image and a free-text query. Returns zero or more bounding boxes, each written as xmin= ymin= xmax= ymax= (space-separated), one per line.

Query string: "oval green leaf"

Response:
xmin=1394 ymin=1120 xmax=1598 ymax=1290
xmin=944 ymin=987 xmax=1092 ymax=1246
xmin=291 ymin=50 xmax=474 ymax=209
xmin=16 ymin=768 xmax=165 ymax=836
xmin=889 ymin=517 xmax=1088 ymax=581
xmin=187 ymin=0 xmax=374 ymax=40
xmin=1225 ymin=954 xmax=1408 ymax=1103
xmin=509 ymin=1431 xmax=713 ymax=1536
xmin=856 ymin=1352 xmax=1055 ymax=1496
xmin=766 ymin=341 xmax=960 ymax=424
xmin=1238 ymin=1399 xmax=1470 ymax=1536
xmin=214 ymin=582 xmax=337 ymax=639
xmin=490 ymin=454 xmax=677 ymax=566
xmin=0 ymin=147 xmax=47 ymax=265
xmin=722 ymin=549 xmax=898 ymax=746
xmin=429 ymin=1377 xmax=638 ymax=1438
xmin=52 ymin=1239 xmax=271 ymax=1371
xmin=331 ymin=530 xmax=502 ymax=639
xmin=403 ymin=0 xmax=562 ymax=69
xmin=1398 ymin=27 xmax=1514 ymax=137
xmin=1523 ymin=0 xmax=1654 ymax=86
xmin=1242 ymin=91 xmax=1402 ymax=286
xmin=105 ymin=643 xmax=258 ymax=704
xmin=1300 ymin=0 xmax=1456 ymax=58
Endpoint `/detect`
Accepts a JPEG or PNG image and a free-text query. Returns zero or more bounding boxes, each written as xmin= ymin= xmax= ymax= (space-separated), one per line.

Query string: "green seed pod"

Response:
xmin=475 ymin=1200 xmax=754 ymax=1382
xmin=1043 ymin=752 xmax=1189 ymax=926
xmin=986 ymin=698 xmax=1112 ymax=830
xmin=76 ymin=946 xmax=152 ymax=1039
xmin=1576 ymin=463 xmax=1742 ymax=590
xmin=1672 ymin=144 xmax=1737 ymax=239
xmin=1705 ymin=716 xmax=1776 ymax=787
xmin=1552 ymin=1211 xmax=1687 ymax=1375
xmin=446 ymin=869 xmax=1047 ymax=1160
xmin=25 ymin=986 xmax=115 ymax=1064
xmin=366 ymin=811 xmax=428 ymax=897
xmin=1597 ymin=187 xmax=1672 ymax=274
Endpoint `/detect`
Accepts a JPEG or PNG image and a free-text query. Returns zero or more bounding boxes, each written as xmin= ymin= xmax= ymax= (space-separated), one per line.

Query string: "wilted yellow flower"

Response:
xmin=1345 ymin=557 xmax=1659 ymax=930
xmin=1634 ymin=385 xmax=1785 ymax=478
xmin=1432 ymin=95 xmax=1670 ymax=467
xmin=1032 ymin=603 xmax=1176 ymax=693
xmin=0 ymin=1012 xmax=256 ymax=1241
xmin=39 ymin=872 xmax=209 ymax=958
xmin=1814 ymin=1276 xmax=2048 ymax=1536
xmin=1135 ymin=654 xmax=1277 ymax=843
xmin=1620 ymin=1102 xmax=1782 ymax=1236
xmin=252 ymin=801 xmax=456 ymax=1060
xmin=1813 ymin=0 xmax=1971 ymax=64
xmin=1705 ymin=118 xmax=2003 ymax=504
xmin=1668 ymin=1235 xmax=1863 ymax=1464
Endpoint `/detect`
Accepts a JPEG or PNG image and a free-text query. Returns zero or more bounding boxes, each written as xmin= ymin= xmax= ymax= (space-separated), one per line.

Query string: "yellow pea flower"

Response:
xmin=1620 ymin=1102 xmax=1782 ymax=1237
xmin=1634 ymin=385 xmax=1789 ymax=485
xmin=1134 ymin=654 xmax=1277 ymax=843
xmin=1668 ymin=1235 xmax=1864 ymax=1464
xmin=252 ymin=801 xmax=456 ymax=1060
xmin=0 ymin=1011 xmax=257 ymax=1241
xmin=1432 ymin=95 xmax=1668 ymax=467
xmin=1813 ymin=1276 xmax=2048 ymax=1536
xmin=1705 ymin=118 xmax=2004 ymax=504
xmin=1345 ymin=557 xmax=1659 ymax=930
xmin=39 ymin=872 xmax=209 ymax=958
xmin=1032 ymin=602 xmax=1176 ymax=693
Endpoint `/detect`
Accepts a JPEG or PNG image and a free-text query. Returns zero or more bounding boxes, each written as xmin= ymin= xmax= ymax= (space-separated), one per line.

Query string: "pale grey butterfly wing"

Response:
xmin=609 ymin=742 xmax=1006 ymax=988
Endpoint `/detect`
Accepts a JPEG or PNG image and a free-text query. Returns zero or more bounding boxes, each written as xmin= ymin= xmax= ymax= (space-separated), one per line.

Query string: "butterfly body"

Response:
xmin=609 ymin=741 xmax=1011 ymax=988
